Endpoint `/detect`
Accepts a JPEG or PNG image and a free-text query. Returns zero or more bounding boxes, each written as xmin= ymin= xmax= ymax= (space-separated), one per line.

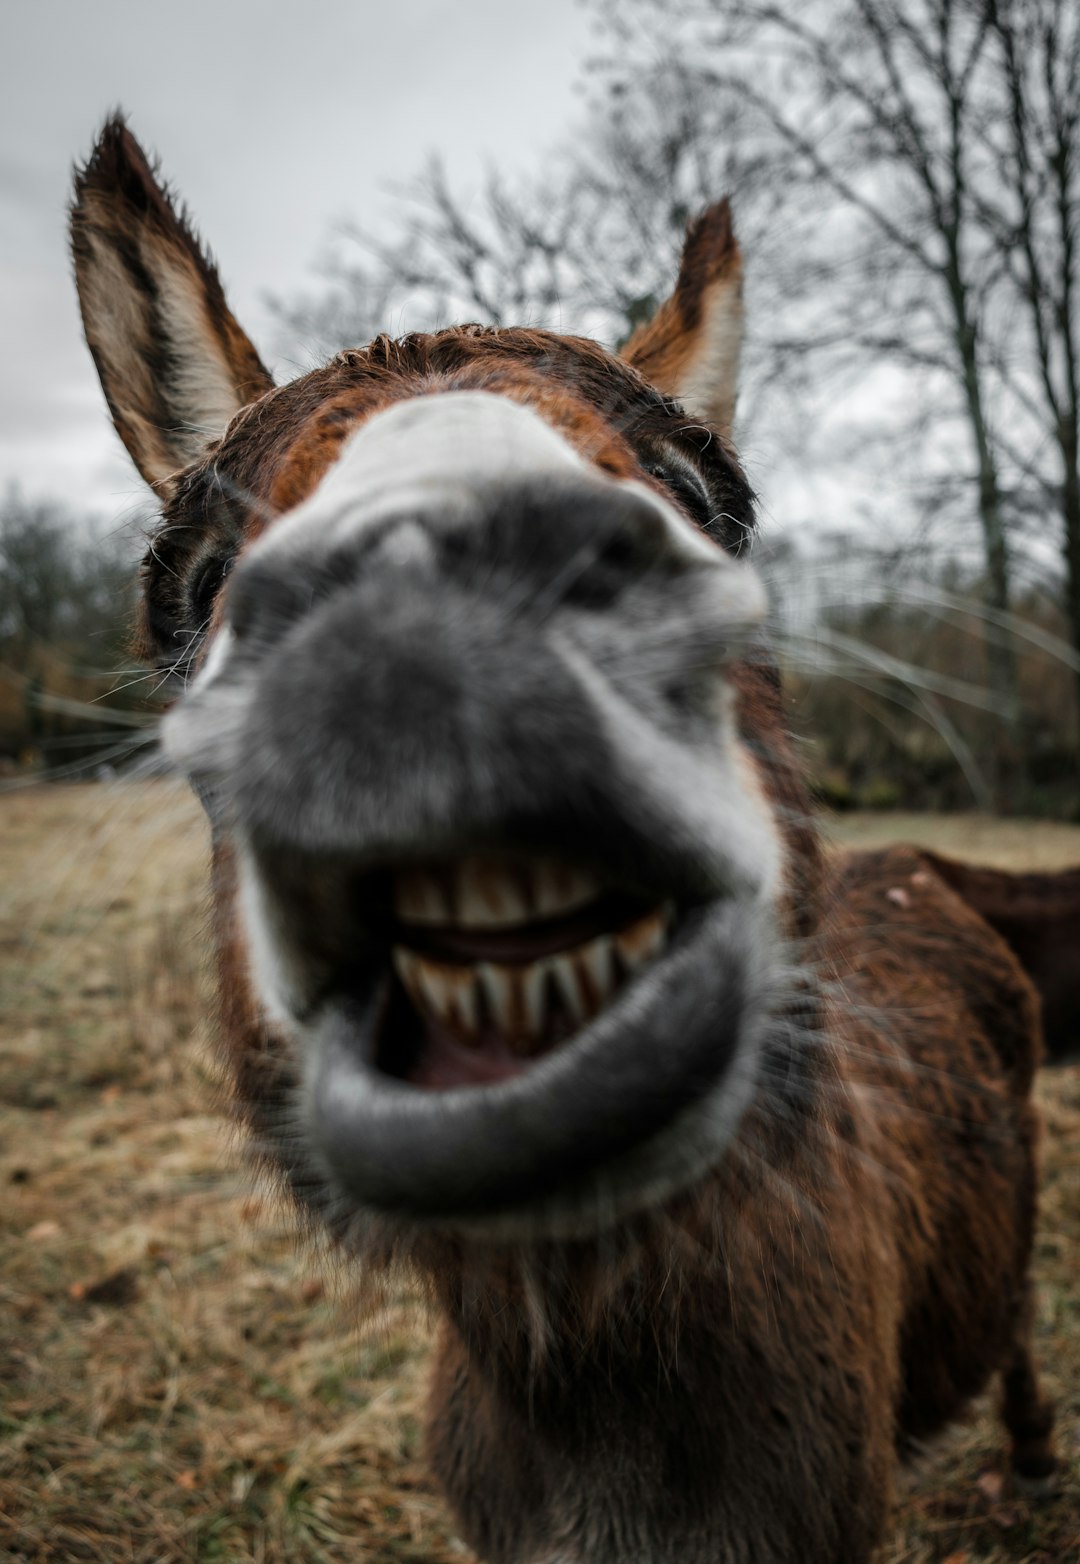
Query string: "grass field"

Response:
xmin=2 ymin=781 xmax=1078 ymax=1563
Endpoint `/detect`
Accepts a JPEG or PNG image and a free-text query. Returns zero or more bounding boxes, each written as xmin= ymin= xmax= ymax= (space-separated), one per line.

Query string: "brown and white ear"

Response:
xmin=70 ymin=115 xmax=273 ymax=496
xmin=622 ymin=200 xmax=743 ymax=439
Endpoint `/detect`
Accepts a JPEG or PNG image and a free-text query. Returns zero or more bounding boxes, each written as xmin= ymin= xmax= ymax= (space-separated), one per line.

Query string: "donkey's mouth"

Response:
xmin=258 ymin=835 xmax=776 ymax=1234
xmin=241 ymin=799 xmax=776 ymax=1233
xmin=383 ymin=856 xmax=671 ymax=1088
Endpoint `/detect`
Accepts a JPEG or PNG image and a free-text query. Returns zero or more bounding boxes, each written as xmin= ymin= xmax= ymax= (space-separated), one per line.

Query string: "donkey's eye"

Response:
xmin=644 ymin=458 xmax=711 ymax=524
xmin=188 ymin=552 xmax=234 ymax=629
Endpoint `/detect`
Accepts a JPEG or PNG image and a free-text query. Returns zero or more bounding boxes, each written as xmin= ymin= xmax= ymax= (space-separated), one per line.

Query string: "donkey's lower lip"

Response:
xmin=302 ymin=897 xmax=772 ymax=1229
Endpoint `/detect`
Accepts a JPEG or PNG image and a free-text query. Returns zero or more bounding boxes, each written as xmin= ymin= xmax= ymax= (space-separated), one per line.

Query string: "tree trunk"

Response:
xmin=950 ymin=283 xmax=1022 ymax=805
xmin=1060 ymin=412 xmax=1080 ymax=748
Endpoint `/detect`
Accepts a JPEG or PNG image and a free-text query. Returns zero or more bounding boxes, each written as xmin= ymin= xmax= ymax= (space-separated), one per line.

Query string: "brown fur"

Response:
xmin=71 ymin=117 xmax=273 ymax=490
xmin=919 ymin=852 xmax=1080 ymax=1060
xmin=411 ymin=845 xmax=1054 ymax=1561
xmin=623 ymin=200 xmax=743 ymax=437
xmin=70 ymin=119 xmax=1068 ymax=1564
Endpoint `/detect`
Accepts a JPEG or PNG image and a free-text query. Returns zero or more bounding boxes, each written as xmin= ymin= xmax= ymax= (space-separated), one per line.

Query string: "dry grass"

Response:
xmin=1 ymin=782 xmax=1077 ymax=1563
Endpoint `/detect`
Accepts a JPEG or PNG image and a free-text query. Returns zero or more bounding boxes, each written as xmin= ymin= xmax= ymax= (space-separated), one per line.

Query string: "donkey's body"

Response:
xmin=422 ymin=845 xmax=1046 ymax=1563
xmin=71 ymin=118 xmax=1066 ymax=1563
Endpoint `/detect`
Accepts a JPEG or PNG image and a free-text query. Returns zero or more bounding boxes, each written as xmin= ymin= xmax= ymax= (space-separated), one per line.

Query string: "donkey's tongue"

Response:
xmin=406 ymin=1016 xmax=531 ymax=1089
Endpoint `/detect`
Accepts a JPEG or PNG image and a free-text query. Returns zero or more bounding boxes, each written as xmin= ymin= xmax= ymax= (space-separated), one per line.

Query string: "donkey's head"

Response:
xmin=72 ymin=118 xmax=817 ymax=1246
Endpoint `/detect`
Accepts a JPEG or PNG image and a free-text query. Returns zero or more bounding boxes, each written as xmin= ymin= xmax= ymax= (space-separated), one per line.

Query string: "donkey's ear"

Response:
xmin=70 ymin=115 xmax=273 ymax=495
xmin=622 ymin=200 xmax=742 ymax=439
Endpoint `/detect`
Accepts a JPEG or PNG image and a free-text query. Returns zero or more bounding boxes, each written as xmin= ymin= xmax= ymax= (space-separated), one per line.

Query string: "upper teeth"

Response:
xmin=395 ymin=858 xmax=602 ymax=930
xmin=392 ymin=905 xmax=671 ymax=1055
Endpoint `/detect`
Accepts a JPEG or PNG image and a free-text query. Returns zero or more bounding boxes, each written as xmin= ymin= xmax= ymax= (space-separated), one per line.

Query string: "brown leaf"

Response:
xmin=26 ymin=1219 xmax=61 ymax=1242
xmin=176 ymin=1468 xmax=199 ymax=1491
xmin=976 ymin=1469 xmax=1004 ymax=1502
xmin=70 ymin=1267 xmax=139 ymax=1307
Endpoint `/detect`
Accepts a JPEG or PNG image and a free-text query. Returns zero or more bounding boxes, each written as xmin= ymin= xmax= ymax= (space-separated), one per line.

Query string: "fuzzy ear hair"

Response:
xmin=70 ymin=115 xmax=273 ymax=495
xmin=622 ymin=200 xmax=743 ymax=439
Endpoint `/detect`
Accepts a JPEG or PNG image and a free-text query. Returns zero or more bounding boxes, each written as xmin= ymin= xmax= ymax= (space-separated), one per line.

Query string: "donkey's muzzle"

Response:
xmin=182 ymin=473 xmax=765 ymax=882
xmin=164 ymin=467 xmax=778 ymax=1231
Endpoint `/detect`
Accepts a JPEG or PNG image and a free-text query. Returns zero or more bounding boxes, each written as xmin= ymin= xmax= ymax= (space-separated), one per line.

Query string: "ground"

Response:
xmin=1 ymin=782 xmax=1078 ymax=1563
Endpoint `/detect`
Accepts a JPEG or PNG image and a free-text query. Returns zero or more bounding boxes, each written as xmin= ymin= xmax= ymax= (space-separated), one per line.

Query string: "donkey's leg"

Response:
xmin=1000 ymin=1287 xmax=1057 ymax=1494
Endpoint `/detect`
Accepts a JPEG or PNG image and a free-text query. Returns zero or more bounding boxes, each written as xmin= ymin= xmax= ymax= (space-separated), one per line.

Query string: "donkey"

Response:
xmin=71 ymin=117 xmax=1069 ymax=1563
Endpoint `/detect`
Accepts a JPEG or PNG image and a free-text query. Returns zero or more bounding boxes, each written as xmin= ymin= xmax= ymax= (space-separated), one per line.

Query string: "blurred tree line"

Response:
xmin=0 ymin=487 xmax=148 ymax=774
xmin=274 ymin=0 xmax=1079 ymax=814
xmin=762 ymin=532 xmax=1078 ymax=814
xmin=11 ymin=0 xmax=1078 ymax=810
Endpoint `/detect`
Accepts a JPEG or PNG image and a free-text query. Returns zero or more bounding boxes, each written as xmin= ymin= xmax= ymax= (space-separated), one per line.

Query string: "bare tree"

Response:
xmin=0 ymin=489 xmax=133 ymax=665
xmin=592 ymin=0 xmax=1080 ymax=748
xmin=0 ymin=490 xmax=82 ymax=663
xmin=981 ymin=0 xmax=1080 ymax=726
xmin=0 ymin=488 xmax=141 ymax=761
xmin=272 ymin=64 xmax=777 ymax=357
xmin=269 ymin=0 xmax=1080 ymax=787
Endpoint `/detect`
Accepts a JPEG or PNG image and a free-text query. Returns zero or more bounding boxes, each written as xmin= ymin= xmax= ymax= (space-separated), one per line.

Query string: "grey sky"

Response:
xmin=1 ymin=0 xmax=595 ymax=523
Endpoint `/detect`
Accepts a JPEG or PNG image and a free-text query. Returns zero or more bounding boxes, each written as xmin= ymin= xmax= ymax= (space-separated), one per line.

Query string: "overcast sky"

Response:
xmin=1 ymin=0 xmax=596 ymax=524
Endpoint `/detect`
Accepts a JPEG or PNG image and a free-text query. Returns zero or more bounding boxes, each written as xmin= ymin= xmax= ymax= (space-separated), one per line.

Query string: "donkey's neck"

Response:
xmin=424 ymin=1105 xmax=899 ymax=1564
